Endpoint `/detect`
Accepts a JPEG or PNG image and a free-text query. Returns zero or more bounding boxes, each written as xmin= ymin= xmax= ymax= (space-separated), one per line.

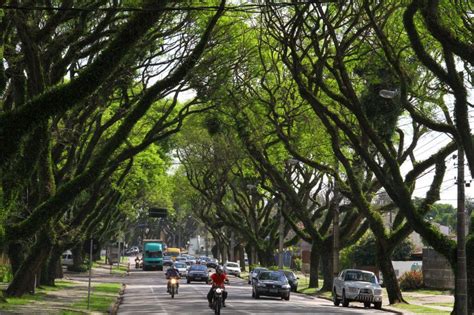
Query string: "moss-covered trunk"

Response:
xmin=309 ymin=241 xmax=320 ymax=288
xmin=41 ymin=245 xmax=63 ymax=286
xmin=376 ymin=241 xmax=404 ymax=304
xmin=7 ymin=241 xmax=25 ymax=277
xmin=5 ymin=232 xmax=52 ymax=297
xmin=320 ymin=249 xmax=333 ymax=291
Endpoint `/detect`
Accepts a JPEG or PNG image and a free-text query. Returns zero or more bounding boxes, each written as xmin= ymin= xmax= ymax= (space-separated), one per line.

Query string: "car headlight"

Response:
xmin=257 ymin=282 xmax=266 ymax=287
xmin=282 ymin=284 xmax=290 ymax=289
xmin=374 ymin=289 xmax=382 ymax=295
xmin=348 ymin=287 xmax=358 ymax=293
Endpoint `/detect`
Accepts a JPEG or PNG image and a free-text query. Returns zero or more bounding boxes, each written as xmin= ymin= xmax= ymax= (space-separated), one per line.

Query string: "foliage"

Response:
xmin=293 ymin=258 xmax=302 ymax=272
xmin=0 ymin=264 xmax=12 ymax=283
xmin=399 ymin=271 xmax=423 ymax=291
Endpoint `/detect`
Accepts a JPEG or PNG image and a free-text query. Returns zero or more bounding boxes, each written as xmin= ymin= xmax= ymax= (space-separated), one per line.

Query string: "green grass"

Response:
xmin=403 ymin=289 xmax=452 ymax=295
xmin=391 ymin=303 xmax=451 ymax=314
xmin=424 ymin=302 xmax=454 ymax=307
xmin=71 ymin=282 xmax=121 ymax=312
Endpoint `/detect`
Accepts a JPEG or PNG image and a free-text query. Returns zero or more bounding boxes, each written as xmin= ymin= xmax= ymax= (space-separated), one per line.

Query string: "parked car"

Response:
xmin=61 ymin=250 xmax=73 ymax=266
xmin=223 ymin=262 xmax=241 ymax=277
xmin=174 ymin=262 xmax=188 ymax=277
xmin=252 ymin=270 xmax=290 ymax=300
xmin=248 ymin=267 xmax=268 ymax=284
xmin=333 ymin=269 xmax=383 ymax=309
xmin=163 ymin=255 xmax=173 ymax=267
xmin=206 ymin=258 xmax=219 ymax=269
xmin=186 ymin=264 xmax=210 ymax=284
xmin=280 ymin=270 xmax=299 ymax=292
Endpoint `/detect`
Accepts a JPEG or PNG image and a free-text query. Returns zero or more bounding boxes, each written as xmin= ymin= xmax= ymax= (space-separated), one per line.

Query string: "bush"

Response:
xmin=293 ymin=258 xmax=302 ymax=271
xmin=249 ymin=264 xmax=261 ymax=271
xmin=0 ymin=264 xmax=12 ymax=283
xmin=399 ymin=271 xmax=423 ymax=290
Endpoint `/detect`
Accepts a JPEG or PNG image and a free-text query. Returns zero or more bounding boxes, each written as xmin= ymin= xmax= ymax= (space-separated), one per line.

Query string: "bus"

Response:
xmin=166 ymin=247 xmax=180 ymax=260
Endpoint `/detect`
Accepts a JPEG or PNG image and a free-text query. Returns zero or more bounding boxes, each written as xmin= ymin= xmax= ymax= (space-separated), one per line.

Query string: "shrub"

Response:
xmin=293 ymin=258 xmax=302 ymax=271
xmin=0 ymin=264 xmax=12 ymax=283
xmin=249 ymin=264 xmax=261 ymax=271
xmin=399 ymin=271 xmax=423 ymax=290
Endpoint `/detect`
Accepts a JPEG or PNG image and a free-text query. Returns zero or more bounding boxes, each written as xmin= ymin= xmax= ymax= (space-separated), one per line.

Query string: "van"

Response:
xmin=61 ymin=250 xmax=73 ymax=266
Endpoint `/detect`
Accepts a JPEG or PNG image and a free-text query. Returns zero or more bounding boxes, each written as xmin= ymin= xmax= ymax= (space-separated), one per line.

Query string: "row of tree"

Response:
xmin=0 ymin=1 xmax=472 ymax=314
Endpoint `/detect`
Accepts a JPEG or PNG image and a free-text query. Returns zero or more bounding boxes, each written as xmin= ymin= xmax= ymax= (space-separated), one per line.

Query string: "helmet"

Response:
xmin=216 ymin=265 xmax=224 ymax=273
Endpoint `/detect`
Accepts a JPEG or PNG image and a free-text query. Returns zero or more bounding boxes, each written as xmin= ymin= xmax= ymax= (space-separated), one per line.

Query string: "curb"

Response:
xmin=110 ymin=283 xmax=126 ymax=315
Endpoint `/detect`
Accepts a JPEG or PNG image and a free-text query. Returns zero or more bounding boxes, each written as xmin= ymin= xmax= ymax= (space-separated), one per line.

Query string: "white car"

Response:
xmin=333 ymin=269 xmax=382 ymax=309
xmin=173 ymin=262 xmax=188 ymax=277
xmin=223 ymin=262 xmax=241 ymax=277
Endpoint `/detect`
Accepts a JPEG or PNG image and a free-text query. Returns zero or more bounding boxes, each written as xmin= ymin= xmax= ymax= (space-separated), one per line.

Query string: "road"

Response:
xmin=118 ymin=262 xmax=392 ymax=314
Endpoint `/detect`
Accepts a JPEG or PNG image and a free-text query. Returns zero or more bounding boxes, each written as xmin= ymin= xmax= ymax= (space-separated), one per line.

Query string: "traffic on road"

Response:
xmin=118 ymin=256 xmax=388 ymax=314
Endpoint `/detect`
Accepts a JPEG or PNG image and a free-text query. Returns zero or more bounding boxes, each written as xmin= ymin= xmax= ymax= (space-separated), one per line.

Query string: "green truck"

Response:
xmin=142 ymin=239 xmax=164 ymax=271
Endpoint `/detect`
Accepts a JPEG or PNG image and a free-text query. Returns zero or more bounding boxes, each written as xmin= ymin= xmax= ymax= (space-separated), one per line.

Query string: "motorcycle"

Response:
xmin=212 ymin=287 xmax=224 ymax=315
xmin=169 ymin=277 xmax=178 ymax=298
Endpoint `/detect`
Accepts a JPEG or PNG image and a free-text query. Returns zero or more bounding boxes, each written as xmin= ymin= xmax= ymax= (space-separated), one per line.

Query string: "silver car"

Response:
xmin=333 ymin=269 xmax=383 ymax=309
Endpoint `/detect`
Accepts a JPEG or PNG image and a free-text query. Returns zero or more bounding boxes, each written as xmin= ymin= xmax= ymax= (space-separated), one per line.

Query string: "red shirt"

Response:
xmin=210 ymin=272 xmax=227 ymax=287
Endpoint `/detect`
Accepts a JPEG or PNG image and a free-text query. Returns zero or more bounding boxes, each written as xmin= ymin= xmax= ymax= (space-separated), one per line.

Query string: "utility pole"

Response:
xmin=278 ymin=200 xmax=284 ymax=269
xmin=332 ymin=178 xmax=340 ymax=277
xmin=456 ymin=148 xmax=468 ymax=315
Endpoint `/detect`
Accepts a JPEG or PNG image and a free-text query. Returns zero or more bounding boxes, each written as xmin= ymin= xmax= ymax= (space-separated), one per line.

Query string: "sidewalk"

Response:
xmin=0 ymin=262 xmax=126 ymax=314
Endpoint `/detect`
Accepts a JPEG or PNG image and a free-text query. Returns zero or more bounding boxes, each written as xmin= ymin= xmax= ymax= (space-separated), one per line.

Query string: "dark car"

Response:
xmin=252 ymin=271 xmax=291 ymax=300
xmin=206 ymin=258 xmax=219 ymax=269
xmin=280 ymin=270 xmax=299 ymax=292
xmin=248 ymin=267 xmax=268 ymax=284
xmin=186 ymin=264 xmax=209 ymax=284
xmin=163 ymin=255 xmax=173 ymax=267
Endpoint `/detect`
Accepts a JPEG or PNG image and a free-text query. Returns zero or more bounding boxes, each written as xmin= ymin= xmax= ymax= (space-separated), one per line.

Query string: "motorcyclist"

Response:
xmin=207 ymin=265 xmax=229 ymax=308
xmin=165 ymin=264 xmax=181 ymax=293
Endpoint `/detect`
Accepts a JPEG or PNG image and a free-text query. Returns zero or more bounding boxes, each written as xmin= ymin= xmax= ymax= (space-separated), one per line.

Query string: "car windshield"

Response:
xmin=175 ymin=263 xmax=186 ymax=268
xmin=226 ymin=263 xmax=239 ymax=268
xmin=283 ymin=271 xmax=295 ymax=279
xmin=344 ymin=271 xmax=377 ymax=283
xmin=190 ymin=265 xmax=207 ymax=271
xmin=259 ymin=272 xmax=287 ymax=282
xmin=146 ymin=250 xmax=162 ymax=258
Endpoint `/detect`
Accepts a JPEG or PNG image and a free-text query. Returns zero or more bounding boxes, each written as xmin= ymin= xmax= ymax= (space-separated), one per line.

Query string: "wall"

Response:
xmin=422 ymin=248 xmax=454 ymax=289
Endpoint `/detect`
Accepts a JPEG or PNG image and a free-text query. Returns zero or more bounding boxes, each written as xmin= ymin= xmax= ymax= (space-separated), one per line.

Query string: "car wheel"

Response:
xmin=285 ymin=294 xmax=290 ymax=301
xmin=374 ymin=302 xmax=382 ymax=310
xmin=364 ymin=302 xmax=371 ymax=308
xmin=252 ymin=289 xmax=255 ymax=298
xmin=255 ymin=291 xmax=260 ymax=299
xmin=342 ymin=290 xmax=349 ymax=307
xmin=333 ymin=288 xmax=341 ymax=306
xmin=187 ymin=279 xmax=190 ymax=284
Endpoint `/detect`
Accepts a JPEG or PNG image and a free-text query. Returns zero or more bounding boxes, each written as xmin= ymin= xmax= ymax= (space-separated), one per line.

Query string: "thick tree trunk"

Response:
xmin=376 ymin=241 xmax=405 ymax=304
xmin=5 ymin=233 xmax=52 ymax=297
xmin=71 ymin=244 xmax=84 ymax=271
xmin=245 ymin=244 xmax=253 ymax=266
xmin=238 ymin=244 xmax=246 ymax=272
xmin=7 ymin=241 xmax=25 ymax=277
xmin=309 ymin=241 xmax=320 ymax=288
xmin=320 ymin=250 xmax=333 ymax=291
xmin=257 ymin=247 xmax=274 ymax=267
xmin=41 ymin=245 xmax=63 ymax=286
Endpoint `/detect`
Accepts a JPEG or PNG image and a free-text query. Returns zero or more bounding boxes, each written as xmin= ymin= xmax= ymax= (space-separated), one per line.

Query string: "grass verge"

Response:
xmin=71 ymin=282 xmax=121 ymax=312
xmin=391 ymin=303 xmax=451 ymax=314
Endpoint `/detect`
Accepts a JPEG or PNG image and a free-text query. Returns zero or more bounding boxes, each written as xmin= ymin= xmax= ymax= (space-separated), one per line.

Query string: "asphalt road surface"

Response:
xmin=118 ymin=262 xmax=391 ymax=315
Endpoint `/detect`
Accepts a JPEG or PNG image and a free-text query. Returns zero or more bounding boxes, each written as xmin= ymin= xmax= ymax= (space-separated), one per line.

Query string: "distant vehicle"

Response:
xmin=186 ymin=264 xmax=210 ymax=284
xmin=206 ymin=258 xmax=219 ymax=269
xmin=166 ymin=247 xmax=180 ymax=260
xmin=248 ymin=267 xmax=268 ymax=284
xmin=223 ymin=262 xmax=241 ymax=277
xmin=175 ymin=256 xmax=187 ymax=263
xmin=142 ymin=240 xmax=164 ymax=271
xmin=280 ymin=270 xmax=299 ymax=292
xmin=125 ymin=246 xmax=139 ymax=256
xmin=333 ymin=269 xmax=383 ymax=309
xmin=174 ymin=262 xmax=188 ymax=277
xmin=163 ymin=255 xmax=173 ymax=267
xmin=252 ymin=270 xmax=290 ymax=300
xmin=185 ymin=256 xmax=196 ymax=265
xmin=61 ymin=250 xmax=73 ymax=266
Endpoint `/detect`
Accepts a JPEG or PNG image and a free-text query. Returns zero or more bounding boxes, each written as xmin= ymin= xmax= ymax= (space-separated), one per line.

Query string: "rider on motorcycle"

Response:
xmin=166 ymin=264 xmax=181 ymax=293
xmin=207 ymin=265 xmax=229 ymax=308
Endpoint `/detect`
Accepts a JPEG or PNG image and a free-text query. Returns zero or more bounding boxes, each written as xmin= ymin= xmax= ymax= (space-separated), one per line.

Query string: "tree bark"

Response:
xmin=466 ymin=235 xmax=473 ymax=314
xmin=309 ymin=241 xmax=320 ymax=288
xmin=376 ymin=241 xmax=405 ymax=304
xmin=5 ymin=231 xmax=52 ymax=297
xmin=41 ymin=245 xmax=63 ymax=286
xmin=320 ymin=250 xmax=333 ymax=291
